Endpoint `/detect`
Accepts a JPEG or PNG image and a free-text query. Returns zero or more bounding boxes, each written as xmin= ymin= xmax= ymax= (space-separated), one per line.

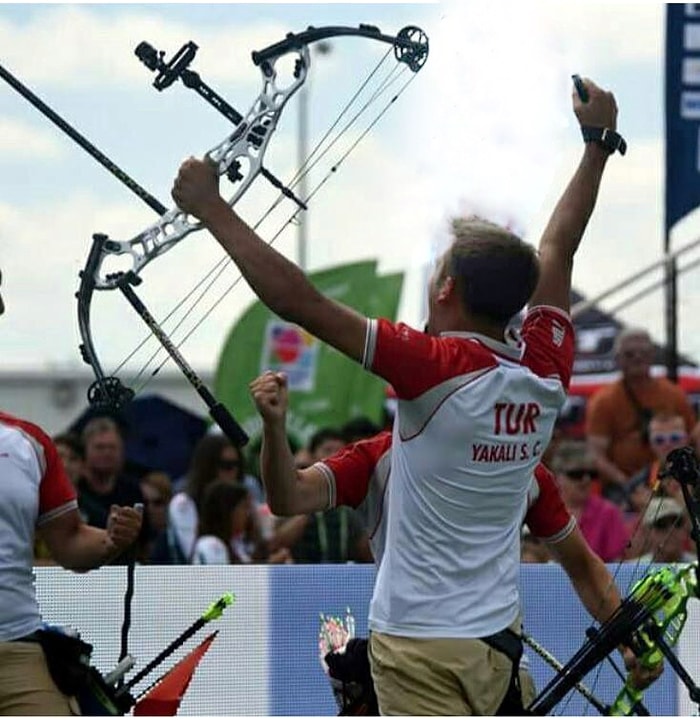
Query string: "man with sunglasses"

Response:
xmin=625 ymin=411 xmax=689 ymax=495
xmin=586 ymin=329 xmax=695 ymax=503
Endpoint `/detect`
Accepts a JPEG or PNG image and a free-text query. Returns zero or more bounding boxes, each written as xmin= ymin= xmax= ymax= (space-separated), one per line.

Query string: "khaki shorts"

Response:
xmin=0 ymin=640 xmax=78 ymax=715
xmin=519 ymin=668 xmax=537 ymax=709
xmin=369 ymin=630 xmax=515 ymax=715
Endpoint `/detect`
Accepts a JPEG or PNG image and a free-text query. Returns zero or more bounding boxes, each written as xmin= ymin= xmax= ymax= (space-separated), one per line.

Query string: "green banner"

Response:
xmin=214 ymin=261 xmax=403 ymax=449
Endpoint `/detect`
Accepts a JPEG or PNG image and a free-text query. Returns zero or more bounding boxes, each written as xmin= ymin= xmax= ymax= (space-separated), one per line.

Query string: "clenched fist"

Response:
xmin=250 ymin=371 xmax=289 ymax=424
xmin=172 ymin=156 xmax=222 ymax=219
xmin=106 ymin=504 xmax=142 ymax=554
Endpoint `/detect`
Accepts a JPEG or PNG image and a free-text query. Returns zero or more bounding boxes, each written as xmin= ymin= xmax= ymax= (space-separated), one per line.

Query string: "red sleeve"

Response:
xmin=320 ymin=431 xmax=392 ymax=508
xmin=521 ymin=306 xmax=575 ymax=391
xmin=364 ymin=319 xmax=496 ymax=399
xmin=525 ymin=464 xmax=573 ymax=541
xmin=36 ymin=429 xmax=77 ymax=516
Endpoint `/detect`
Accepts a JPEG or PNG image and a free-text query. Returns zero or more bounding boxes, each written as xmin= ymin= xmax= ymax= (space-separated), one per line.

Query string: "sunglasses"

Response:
xmin=218 ymin=458 xmax=240 ymax=471
xmin=564 ymin=468 xmax=596 ymax=481
xmin=650 ymin=432 xmax=686 ymax=446
xmin=620 ymin=348 xmax=652 ymax=360
xmin=651 ymin=516 xmax=685 ymax=532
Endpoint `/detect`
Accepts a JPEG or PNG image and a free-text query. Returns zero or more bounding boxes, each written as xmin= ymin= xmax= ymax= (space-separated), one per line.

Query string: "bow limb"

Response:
xmin=251 ymin=24 xmax=428 ymax=72
xmin=77 ymin=233 xmax=136 ymax=409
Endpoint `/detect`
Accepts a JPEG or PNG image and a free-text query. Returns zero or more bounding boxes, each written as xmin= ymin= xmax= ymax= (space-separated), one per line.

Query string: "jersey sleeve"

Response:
xmin=363 ymin=319 xmax=496 ymax=399
xmin=525 ymin=464 xmax=574 ymax=542
xmin=520 ymin=306 xmax=575 ymax=391
xmin=35 ymin=428 xmax=78 ymax=525
xmin=318 ymin=431 xmax=392 ymax=509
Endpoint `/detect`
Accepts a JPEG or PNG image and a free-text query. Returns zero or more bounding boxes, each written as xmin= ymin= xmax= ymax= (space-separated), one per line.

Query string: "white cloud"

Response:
xmin=0 ymin=117 xmax=65 ymax=158
xmin=534 ymin=0 xmax=663 ymax=68
xmin=0 ymin=6 xmax=290 ymax=88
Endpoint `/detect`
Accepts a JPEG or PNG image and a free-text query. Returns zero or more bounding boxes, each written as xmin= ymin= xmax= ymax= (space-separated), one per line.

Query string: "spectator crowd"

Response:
xmin=523 ymin=327 xmax=699 ymax=566
xmin=35 ymin=326 xmax=698 ymax=572
xmin=39 ymin=414 xmax=383 ymax=568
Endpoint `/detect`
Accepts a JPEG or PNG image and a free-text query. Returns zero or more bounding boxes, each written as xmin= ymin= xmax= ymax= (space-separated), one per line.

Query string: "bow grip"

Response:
xmin=209 ymin=402 xmax=249 ymax=447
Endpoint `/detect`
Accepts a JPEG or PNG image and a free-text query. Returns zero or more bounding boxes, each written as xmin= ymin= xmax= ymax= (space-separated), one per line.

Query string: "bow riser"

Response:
xmin=92 ymin=48 xmax=310 ymax=291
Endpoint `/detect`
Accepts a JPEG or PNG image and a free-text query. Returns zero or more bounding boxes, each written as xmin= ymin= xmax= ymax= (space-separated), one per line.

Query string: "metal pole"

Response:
xmin=297 ymin=84 xmax=309 ymax=270
xmin=665 ymin=251 xmax=679 ymax=381
xmin=296 ymin=41 xmax=331 ymax=271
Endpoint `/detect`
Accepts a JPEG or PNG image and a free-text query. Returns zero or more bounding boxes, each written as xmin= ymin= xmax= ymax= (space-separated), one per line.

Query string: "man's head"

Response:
xmin=614 ymin=328 xmax=654 ymax=381
xmin=551 ymin=440 xmax=598 ymax=506
xmin=308 ymin=427 xmax=345 ymax=462
xmin=81 ymin=416 xmax=125 ymax=492
xmin=642 ymin=496 xmax=689 ymax=563
xmin=648 ymin=411 xmax=687 ymax=463
xmin=427 ymin=216 xmax=539 ymax=335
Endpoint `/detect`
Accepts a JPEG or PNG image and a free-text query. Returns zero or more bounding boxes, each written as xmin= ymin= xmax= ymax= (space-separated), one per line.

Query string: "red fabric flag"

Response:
xmin=133 ymin=632 xmax=218 ymax=716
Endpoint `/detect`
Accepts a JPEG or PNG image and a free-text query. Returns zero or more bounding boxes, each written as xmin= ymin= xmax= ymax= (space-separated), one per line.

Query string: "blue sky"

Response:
xmin=1 ymin=2 xmax=698 ymax=378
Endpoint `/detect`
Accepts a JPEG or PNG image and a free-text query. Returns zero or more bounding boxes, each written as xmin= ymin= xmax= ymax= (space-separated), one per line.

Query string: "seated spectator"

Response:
xmin=140 ymin=471 xmax=173 ymax=562
xmin=53 ymin=431 xmax=84 ymax=485
xmin=76 ymin=416 xmax=148 ymax=563
xmin=630 ymin=497 xmax=696 ymax=564
xmin=35 ymin=432 xmax=87 ymax=566
xmin=552 ymin=440 xmax=629 ymax=562
xmin=191 ymin=481 xmax=291 ymax=564
xmin=167 ymin=435 xmax=263 ymax=562
xmin=586 ymin=328 xmax=696 ymax=503
xmin=274 ymin=427 xmax=373 ymax=563
xmin=341 ymin=416 xmax=381 ymax=444
xmin=627 ymin=411 xmax=689 ymax=490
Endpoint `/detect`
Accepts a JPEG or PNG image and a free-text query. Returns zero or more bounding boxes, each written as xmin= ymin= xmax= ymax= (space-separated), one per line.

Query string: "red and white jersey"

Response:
xmin=320 ymin=435 xmax=575 ymax=564
xmin=0 ymin=412 xmax=77 ymax=641
xmin=358 ymin=306 xmax=574 ymax=638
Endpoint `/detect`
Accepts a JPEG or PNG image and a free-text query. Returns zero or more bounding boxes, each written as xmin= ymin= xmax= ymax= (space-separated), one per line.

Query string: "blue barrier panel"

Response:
xmin=269 ymin=563 xmax=681 ymax=715
xmin=269 ymin=564 xmax=375 ymax=715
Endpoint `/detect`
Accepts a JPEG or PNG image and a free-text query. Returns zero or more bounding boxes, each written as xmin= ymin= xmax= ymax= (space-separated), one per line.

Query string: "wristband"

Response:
xmin=581 ymin=126 xmax=627 ymax=156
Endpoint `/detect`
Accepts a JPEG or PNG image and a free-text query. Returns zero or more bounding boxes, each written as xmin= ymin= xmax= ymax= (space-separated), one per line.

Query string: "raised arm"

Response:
xmin=250 ymin=371 xmax=330 ymax=515
xmin=173 ymin=160 xmax=368 ymax=363
xmin=528 ymin=78 xmax=619 ymax=313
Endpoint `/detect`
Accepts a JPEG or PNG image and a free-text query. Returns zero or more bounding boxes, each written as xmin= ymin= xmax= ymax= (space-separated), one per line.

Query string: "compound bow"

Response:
xmin=1 ymin=23 xmax=428 ymax=446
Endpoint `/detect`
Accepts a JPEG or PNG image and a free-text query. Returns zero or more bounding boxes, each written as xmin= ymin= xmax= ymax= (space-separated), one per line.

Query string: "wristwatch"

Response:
xmin=580 ymin=126 xmax=627 ymax=156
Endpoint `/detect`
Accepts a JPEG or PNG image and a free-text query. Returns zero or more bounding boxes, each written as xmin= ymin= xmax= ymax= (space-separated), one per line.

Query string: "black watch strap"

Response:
xmin=580 ymin=126 xmax=627 ymax=156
